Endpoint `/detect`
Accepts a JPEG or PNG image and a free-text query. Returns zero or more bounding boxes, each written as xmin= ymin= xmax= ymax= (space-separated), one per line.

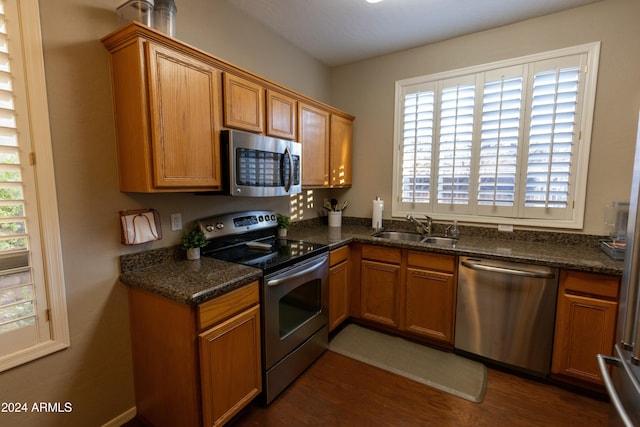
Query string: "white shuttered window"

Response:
xmin=0 ymin=0 xmax=69 ymax=372
xmin=393 ymin=43 xmax=600 ymax=228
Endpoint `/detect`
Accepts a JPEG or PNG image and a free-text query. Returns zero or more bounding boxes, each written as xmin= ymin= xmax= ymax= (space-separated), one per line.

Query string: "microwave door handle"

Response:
xmin=283 ymin=146 xmax=293 ymax=192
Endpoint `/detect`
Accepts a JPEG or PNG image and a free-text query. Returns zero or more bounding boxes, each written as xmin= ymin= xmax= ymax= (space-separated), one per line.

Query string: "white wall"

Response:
xmin=331 ymin=0 xmax=640 ymax=235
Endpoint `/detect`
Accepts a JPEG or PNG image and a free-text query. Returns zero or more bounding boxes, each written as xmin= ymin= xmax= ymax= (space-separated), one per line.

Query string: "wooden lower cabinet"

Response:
xmin=128 ymin=282 xmax=261 ymax=427
xmin=551 ymin=270 xmax=620 ymax=386
xmin=405 ymin=251 xmax=456 ymax=343
xmin=329 ymin=245 xmax=351 ymax=331
xmin=361 ymin=259 xmax=402 ymax=328
xmin=199 ymin=304 xmax=261 ymax=426
xmin=360 ymin=245 xmax=402 ymax=328
xmin=357 ymin=244 xmax=457 ymax=346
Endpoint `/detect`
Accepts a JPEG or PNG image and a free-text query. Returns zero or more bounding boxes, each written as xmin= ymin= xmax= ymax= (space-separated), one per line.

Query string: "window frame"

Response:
xmin=392 ymin=42 xmax=600 ymax=229
xmin=0 ymin=0 xmax=69 ymax=372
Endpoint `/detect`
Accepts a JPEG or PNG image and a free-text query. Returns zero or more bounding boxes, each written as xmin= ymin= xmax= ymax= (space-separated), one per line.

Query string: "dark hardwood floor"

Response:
xmin=233 ymin=351 xmax=610 ymax=426
xmin=125 ymin=350 xmax=611 ymax=426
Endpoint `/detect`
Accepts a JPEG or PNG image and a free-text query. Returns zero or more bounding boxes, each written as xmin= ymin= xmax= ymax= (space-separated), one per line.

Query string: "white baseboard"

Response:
xmin=101 ymin=407 xmax=136 ymax=427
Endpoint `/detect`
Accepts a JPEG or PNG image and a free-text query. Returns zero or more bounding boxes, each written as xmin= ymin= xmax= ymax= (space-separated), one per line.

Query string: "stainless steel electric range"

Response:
xmin=198 ymin=210 xmax=329 ymax=404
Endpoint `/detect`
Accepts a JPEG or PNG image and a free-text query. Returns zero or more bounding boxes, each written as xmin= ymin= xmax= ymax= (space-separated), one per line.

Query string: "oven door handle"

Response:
xmin=267 ymin=256 xmax=326 ymax=287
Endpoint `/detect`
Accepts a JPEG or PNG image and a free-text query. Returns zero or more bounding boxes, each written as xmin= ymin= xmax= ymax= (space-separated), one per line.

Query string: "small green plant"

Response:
xmin=182 ymin=224 xmax=207 ymax=249
xmin=277 ymin=213 xmax=290 ymax=229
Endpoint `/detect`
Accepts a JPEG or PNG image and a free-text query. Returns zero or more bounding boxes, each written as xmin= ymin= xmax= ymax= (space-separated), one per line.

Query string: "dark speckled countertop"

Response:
xmin=119 ymin=218 xmax=624 ymax=306
xmin=288 ymin=223 xmax=624 ymax=275
xmin=119 ymin=246 xmax=262 ymax=305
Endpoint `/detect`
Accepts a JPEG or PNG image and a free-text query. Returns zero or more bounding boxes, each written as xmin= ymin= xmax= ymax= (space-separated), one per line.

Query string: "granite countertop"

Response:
xmin=119 ymin=246 xmax=262 ymax=305
xmin=119 ymin=219 xmax=624 ymax=306
xmin=287 ymin=223 xmax=624 ymax=275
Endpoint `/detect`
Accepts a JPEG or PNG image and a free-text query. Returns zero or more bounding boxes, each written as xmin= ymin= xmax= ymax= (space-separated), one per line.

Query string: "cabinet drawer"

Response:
xmin=561 ymin=270 xmax=620 ymax=300
xmin=330 ymin=245 xmax=350 ymax=266
xmin=362 ymin=245 xmax=401 ymax=264
xmin=407 ymin=251 xmax=455 ymax=272
xmin=198 ymin=281 xmax=259 ymax=330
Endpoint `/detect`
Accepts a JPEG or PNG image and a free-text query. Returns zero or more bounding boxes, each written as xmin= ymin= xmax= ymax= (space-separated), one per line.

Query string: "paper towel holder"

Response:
xmin=372 ymin=196 xmax=384 ymax=232
xmin=119 ymin=208 xmax=162 ymax=245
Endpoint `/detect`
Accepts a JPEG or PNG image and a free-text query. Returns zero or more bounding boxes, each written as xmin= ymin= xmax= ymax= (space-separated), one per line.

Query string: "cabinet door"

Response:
xmin=266 ymin=89 xmax=296 ymax=140
xmin=147 ymin=43 xmax=223 ymax=189
xmin=329 ymin=115 xmax=353 ymax=188
xmin=199 ymin=304 xmax=262 ymax=427
xmin=360 ymin=260 xmax=401 ymax=328
xmin=329 ymin=258 xmax=351 ymax=332
xmin=405 ymin=268 xmax=456 ymax=344
xmin=552 ymin=292 xmax=617 ymax=385
xmin=298 ymin=102 xmax=330 ymax=187
xmin=223 ymin=73 xmax=264 ymax=133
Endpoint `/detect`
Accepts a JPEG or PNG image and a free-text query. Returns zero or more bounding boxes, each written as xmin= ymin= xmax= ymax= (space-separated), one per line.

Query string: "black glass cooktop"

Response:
xmin=202 ymin=236 xmax=328 ymax=276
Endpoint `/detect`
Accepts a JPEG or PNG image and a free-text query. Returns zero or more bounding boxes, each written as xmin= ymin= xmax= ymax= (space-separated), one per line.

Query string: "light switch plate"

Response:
xmin=170 ymin=213 xmax=182 ymax=231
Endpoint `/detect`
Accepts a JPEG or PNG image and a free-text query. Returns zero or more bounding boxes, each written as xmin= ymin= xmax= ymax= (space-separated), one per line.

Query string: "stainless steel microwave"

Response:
xmin=221 ymin=129 xmax=302 ymax=197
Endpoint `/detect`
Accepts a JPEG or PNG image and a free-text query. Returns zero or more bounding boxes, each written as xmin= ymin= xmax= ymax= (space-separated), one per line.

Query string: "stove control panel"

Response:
xmin=198 ymin=210 xmax=278 ymax=239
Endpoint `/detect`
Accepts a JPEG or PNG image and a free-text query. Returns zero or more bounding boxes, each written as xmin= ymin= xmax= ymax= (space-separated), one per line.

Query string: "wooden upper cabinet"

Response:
xmin=223 ymin=73 xmax=264 ymax=133
xmin=103 ymin=26 xmax=223 ymax=192
xmin=102 ymin=23 xmax=354 ymax=193
xmin=147 ymin=43 xmax=223 ymax=189
xmin=298 ymin=102 xmax=330 ymax=187
xmin=266 ymin=89 xmax=297 ymax=140
xmin=330 ymin=115 xmax=353 ymax=188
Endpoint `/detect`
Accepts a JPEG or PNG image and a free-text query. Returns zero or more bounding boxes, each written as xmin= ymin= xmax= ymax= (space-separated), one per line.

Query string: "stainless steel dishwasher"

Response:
xmin=455 ymin=256 xmax=559 ymax=376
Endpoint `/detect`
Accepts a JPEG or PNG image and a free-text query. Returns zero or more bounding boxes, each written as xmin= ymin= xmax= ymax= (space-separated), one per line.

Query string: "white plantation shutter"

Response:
xmin=524 ymin=60 xmax=582 ymax=219
xmin=401 ymin=89 xmax=434 ymax=205
xmin=393 ymin=43 xmax=599 ymax=228
xmin=397 ymin=81 xmax=436 ymax=211
xmin=476 ymin=67 xmax=524 ymax=218
xmin=0 ymin=0 xmax=68 ymax=371
xmin=437 ymin=81 xmax=474 ymax=209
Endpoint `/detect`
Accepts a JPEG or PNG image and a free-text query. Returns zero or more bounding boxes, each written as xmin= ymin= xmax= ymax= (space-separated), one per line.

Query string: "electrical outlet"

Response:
xmin=170 ymin=213 xmax=182 ymax=231
xmin=498 ymin=224 xmax=513 ymax=232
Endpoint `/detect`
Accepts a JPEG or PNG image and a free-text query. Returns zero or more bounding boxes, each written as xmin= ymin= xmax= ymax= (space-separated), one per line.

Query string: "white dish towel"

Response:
xmin=120 ymin=210 xmax=160 ymax=245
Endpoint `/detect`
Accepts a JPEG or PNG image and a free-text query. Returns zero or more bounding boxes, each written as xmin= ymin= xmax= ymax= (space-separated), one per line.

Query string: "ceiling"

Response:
xmin=224 ymin=0 xmax=601 ymax=66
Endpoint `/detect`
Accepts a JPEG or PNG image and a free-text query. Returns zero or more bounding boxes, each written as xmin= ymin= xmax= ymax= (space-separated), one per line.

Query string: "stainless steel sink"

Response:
xmin=421 ymin=236 xmax=458 ymax=247
xmin=371 ymin=231 xmax=458 ymax=247
xmin=371 ymin=231 xmax=424 ymax=242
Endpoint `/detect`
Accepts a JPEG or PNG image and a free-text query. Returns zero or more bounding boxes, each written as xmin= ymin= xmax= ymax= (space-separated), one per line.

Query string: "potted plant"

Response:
xmin=182 ymin=224 xmax=207 ymax=260
xmin=276 ymin=213 xmax=290 ymax=238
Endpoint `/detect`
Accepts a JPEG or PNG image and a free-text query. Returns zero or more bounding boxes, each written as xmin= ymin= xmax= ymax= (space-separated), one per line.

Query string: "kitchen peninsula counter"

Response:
xmin=119 ymin=246 xmax=262 ymax=305
xmin=119 ymin=219 xmax=623 ymax=305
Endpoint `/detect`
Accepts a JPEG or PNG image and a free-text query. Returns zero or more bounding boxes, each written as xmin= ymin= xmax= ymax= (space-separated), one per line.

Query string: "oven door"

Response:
xmin=263 ymin=253 xmax=328 ymax=369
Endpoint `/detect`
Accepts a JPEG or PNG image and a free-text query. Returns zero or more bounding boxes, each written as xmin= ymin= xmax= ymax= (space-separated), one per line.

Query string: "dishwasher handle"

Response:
xmin=461 ymin=260 xmax=556 ymax=279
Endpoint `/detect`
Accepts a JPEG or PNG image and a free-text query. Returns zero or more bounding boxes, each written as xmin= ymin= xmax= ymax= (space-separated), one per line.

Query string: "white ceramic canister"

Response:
xmin=328 ymin=211 xmax=342 ymax=227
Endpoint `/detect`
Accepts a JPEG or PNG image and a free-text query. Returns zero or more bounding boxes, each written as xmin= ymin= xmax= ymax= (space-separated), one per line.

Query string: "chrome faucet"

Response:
xmin=406 ymin=214 xmax=432 ymax=235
